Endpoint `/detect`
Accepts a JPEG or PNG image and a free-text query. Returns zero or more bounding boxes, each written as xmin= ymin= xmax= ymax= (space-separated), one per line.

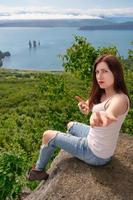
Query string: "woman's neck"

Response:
xmin=104 ymin=88 xmax=116 ymax=98
xmin=101 ymin=89 xmax=117 ymax=102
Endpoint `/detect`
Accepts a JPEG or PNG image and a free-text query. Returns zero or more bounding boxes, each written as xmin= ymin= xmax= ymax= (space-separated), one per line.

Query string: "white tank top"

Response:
xmin=87 ymin=94 xmax=129 ymax=159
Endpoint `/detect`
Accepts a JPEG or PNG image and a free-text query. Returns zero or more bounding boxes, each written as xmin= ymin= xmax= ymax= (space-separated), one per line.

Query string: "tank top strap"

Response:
xmin=104 ymin=95 xmax=116 ymax=110
xmin=104 ymin=94 xmax=130 ymax=112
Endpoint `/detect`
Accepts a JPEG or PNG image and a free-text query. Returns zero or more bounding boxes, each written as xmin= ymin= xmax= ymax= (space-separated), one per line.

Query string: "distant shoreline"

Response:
xmin=0 ymin=19 xmax=133 ymax=30
xmin=0 ymin=67 xmax=64 ymax=73
xmin=79 ymin=22 xmax=133 ymax=30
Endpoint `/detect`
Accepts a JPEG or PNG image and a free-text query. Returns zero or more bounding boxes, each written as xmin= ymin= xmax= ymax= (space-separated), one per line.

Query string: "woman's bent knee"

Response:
xmin=42 ymin=130 xmax=57 ymax=144
xmin=67 ymin=121 xmax=74 ymax=131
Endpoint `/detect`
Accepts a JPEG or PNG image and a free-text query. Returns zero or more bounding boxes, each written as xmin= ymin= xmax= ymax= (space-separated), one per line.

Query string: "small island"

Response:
xmin=0 ymin=50 xmax=11 ymax=67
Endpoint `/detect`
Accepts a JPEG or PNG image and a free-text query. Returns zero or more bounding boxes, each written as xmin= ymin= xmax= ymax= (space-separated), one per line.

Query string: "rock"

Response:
xmin=24 ymin=134 xmax=133 ymax=200
xmin=4 ymin=51 xmax=11 ymax=57
xmin=0 ymin=59 xmax=3 ymax=67
xmin=0 ymin=50 xmax=4 ymax=59
xmin=0 ymin=50 xmax=11 ymax=67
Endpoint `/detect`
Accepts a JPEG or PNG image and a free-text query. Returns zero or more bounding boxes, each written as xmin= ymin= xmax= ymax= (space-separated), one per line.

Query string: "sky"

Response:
xmin=0 ymin=0 xmax=133 ymax=20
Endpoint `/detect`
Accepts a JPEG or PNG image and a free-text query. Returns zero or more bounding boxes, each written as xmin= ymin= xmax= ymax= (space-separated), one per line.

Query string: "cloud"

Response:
xmin=0 ymin=5 xmax=133 ymax=20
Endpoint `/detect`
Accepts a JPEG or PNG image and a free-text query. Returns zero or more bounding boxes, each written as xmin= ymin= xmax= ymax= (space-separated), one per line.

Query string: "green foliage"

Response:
xmin=127 ymin=41 xmax=133 ymax=71
xmin=122 ymin=66 xmax=133 ymax=133
xmin=60 ymin=35 xmax=120 ymax=82
xmin=128 ymin=49 xmax=133 ymax=59
xmin=59 ymin=35 xmax=98 ymax=80
xmin=122 ymin=109 xmax=133 ymax=134
xmin=97 ymin=45 xmax=120 ymax=57
xmin=0 ymin=147 xmax=27 ymax=200
xmin=128 ymin=41 xmax=133 ymax=58
xmin=0 ymin=70 xmax=89 ymax=199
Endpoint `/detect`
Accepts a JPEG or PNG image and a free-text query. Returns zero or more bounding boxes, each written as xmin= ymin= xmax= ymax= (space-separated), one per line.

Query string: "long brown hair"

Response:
xmin=89 ymin=55 xmax=129 ymax=109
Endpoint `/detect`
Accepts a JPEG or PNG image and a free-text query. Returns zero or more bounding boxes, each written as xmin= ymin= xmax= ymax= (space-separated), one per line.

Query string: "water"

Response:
xmin=0 ymin=27 xmax=133 ymax=71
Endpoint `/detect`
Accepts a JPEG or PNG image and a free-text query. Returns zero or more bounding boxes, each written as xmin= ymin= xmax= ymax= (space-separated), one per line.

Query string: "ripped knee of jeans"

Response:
xmin=67 ymin=121 xmax=75 ymax=132
xmin=42 ymin=130 xmax=58 ymax=147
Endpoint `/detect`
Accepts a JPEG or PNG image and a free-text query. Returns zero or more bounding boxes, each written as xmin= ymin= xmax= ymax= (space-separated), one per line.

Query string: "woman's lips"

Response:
xmin=98 ymin=81 xmax=104 ymax=84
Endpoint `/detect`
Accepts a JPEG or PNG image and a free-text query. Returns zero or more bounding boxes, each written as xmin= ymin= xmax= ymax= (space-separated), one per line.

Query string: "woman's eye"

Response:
xmin=103 ymin=70 xmax=108 ymax=73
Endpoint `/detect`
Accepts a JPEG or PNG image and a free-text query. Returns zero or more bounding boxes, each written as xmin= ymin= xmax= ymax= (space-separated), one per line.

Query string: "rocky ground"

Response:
xmin=23 ymin=134 xmax=133 ymax=200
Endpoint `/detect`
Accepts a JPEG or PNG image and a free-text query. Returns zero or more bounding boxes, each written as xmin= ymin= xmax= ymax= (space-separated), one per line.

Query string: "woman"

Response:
xmin=27 ymin=55 xmax=130 ymax=181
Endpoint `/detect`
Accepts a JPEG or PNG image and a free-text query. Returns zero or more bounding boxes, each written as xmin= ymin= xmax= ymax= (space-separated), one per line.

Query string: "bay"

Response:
xmin=0 ymin=27 xmax=133 ymax=71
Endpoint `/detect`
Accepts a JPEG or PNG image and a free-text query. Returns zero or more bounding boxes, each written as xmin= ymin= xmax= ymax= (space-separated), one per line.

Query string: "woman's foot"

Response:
xmin=27 ymin=167 xmax=49 ymax=181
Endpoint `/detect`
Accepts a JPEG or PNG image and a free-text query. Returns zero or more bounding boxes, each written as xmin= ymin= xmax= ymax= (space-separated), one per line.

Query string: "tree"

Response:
xmin=127 ymin=41 xmax=133 ymax=71
xmin=60 ymin=35 xmax=120 ymax=81
xmin=97 ymin=46 xmax=120 ymax=57
xmin=59 ymin=35 xmax=98 ymax=80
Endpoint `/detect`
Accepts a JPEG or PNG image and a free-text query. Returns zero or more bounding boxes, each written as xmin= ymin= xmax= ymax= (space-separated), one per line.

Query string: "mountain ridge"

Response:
xmin=79 ymin=21 xmax=133 ymax=30
xmin=0 ymin=19 xmax=113 ymax=27
xmin=0 ymin=18 xmax=133 ymax=30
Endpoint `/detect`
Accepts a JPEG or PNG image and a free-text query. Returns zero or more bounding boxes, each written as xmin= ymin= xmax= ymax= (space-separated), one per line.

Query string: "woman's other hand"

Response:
xmin=75 ymin=96 xmax=90 ymax=115
xmin=90 ymin=111 xmax=117 ymax=127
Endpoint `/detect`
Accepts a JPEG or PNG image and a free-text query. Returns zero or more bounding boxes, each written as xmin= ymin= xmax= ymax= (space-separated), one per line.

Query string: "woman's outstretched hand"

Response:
xmin=75 ymin=96 xmax=89 ymax=115
xmin=90 ymin=111 xmax=117 ymax=127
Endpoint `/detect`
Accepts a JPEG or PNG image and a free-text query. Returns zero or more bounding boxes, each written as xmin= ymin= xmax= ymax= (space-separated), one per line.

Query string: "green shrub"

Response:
xmin=0 ymin=147 xmax=27 ymax=200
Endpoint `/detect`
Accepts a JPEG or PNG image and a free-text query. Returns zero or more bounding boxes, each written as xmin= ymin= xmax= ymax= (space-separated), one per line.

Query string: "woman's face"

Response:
xmin=95 ymin=61 xmax=115 ymax=90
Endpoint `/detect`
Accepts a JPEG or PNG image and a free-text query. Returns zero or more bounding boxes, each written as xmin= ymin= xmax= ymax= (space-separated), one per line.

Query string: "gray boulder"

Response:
xmin=24 ymin=134 xmax=133 ymax=200
xmin=0 ymin=59 xmax=3 ymax=67
xmin=3 ymin=51 xmax=11 ymax=57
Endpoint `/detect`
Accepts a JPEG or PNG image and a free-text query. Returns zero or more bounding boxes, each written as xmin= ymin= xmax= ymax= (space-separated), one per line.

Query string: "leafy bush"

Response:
xmin=60 ymin=35 xmax=120 ymax=82
xmin=0 ymin=147 xmax=27 ymax=200
xmin=59 ymin=35 xmax=98 ymax=80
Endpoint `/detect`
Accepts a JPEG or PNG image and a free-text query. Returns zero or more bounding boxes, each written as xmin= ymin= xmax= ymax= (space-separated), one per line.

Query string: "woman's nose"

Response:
xmin=97 ymin=72 xmax=103 ymax=79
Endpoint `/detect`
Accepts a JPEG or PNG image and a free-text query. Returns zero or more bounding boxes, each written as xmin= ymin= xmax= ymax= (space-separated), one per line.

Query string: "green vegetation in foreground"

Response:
xmin=0 ymin=36 xmax=133 ymax=199
xmin=0 ymin=69 xmax=91 ymax=199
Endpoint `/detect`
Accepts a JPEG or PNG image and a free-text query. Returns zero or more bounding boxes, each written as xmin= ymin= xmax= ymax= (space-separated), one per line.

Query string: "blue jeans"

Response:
xmin=36 ymin=122 xmax=111 ymax=170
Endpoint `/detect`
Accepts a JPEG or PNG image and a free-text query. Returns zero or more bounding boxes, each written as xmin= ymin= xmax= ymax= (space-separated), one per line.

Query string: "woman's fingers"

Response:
xmin=90 ymin=112 xmax=100 ymax=127
xmin=75 ymin=96 xmax=84 ymax=102
xmin=78 ymin=102 xmax=89 ymax=112
xmin=76 ymin=96 xmax=89 ymax=115
xmin=90 ymin=118 xmax=95 ymax=128
xmin=102 ymin=113 xmax=117 ymax=127
xmin=95 ymin=112 xmax=103 ymax=125
xmin=90 ymin=111 xmax=117 ymax=127
xmin=76 ymin=96 xmax=88 ymax=110
xmin=106 ymin=113 xmax=117 ymax=121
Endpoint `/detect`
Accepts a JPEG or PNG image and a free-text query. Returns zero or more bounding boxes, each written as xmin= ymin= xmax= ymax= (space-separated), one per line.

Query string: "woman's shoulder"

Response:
xmin=105 ymin=93 xmax=128 ymax=106
xmin=105 ymin=93 xmax=129 ymax=115
xmin=112 ymin=93 xmax=129 ymax=103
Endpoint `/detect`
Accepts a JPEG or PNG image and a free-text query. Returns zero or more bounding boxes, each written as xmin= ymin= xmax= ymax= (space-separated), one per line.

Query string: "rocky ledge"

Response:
xmin=24 ymin=134 xmax=133 ymax=200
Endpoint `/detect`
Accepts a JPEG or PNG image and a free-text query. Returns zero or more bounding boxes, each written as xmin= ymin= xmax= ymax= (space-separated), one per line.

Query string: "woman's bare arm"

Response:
xmin=105 ymin=94 xmax=128 ymax=118
xmin=90 ymin=94 xmax=128 ymax=127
